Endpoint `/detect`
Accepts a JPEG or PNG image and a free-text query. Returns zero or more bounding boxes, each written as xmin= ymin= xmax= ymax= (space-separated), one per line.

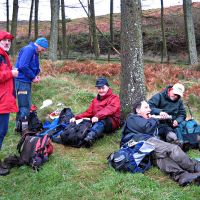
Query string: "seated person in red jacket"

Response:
xmin=70 ymin=77 xmax=121 ymax=147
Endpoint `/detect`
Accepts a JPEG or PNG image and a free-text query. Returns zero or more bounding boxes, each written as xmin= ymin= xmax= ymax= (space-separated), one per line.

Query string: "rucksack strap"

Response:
xmin=77 ymin=119 xmax=92 ymax=137
xmin=17 ymin=134 xmax=28 ymax=154
xmin=36 ymin=135 xmax=50 ymax=155
xmin=37 ymin=124 xmax=66 ymax=138
xmin=138 ymin=156 xmax=151 ymax=171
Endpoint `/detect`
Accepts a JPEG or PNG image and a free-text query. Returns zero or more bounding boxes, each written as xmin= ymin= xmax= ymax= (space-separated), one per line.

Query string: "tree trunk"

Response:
xmin=160 ymin=0 xmax=168 ymax=63
xmin=10 ymin=0 xmax=18 ymax=56
xmin=87 ymin=0 xmax=93 ymax=53
xmin=108 ymin=0 xmax=114 ymax=61
xmin=28 ymin=0 xmax=34 ymax=39
xmin=120 ymin=0 xmax=146 ymax=121
xmin=6 ymin=0 xmax=9 ymax=32
xmin=61 ymin=0 xmax=69 ymax=59
xmin=34 ymin=0 xmax=39 ymax=40
xmin=49 ymin=0 xmax=59 ymax=61
xmin=89 ymin=0 xmax=100 ymax=59
xmin=183 ymin=0 xmax=198 ymax=65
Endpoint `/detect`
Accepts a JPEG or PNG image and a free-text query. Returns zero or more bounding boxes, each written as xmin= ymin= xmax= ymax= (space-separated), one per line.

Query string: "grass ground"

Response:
xmin=0 ymin=71 xmax=200 ymax=200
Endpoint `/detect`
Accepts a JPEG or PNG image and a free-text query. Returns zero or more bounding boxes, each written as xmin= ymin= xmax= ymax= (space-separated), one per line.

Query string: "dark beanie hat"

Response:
xmin=95 ymin=77 xmax=109 ymax=87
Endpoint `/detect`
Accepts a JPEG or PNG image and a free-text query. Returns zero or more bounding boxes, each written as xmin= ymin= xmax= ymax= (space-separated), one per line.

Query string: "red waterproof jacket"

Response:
xmin=0 ymin=47 xmax=18 ymax=113
xmin=75 ymin=88 xmax=120 ymax=130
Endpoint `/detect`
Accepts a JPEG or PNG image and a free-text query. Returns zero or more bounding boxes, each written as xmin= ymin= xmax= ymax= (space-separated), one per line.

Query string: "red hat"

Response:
xmin=0 ymin=31 xmax=14 ymax=41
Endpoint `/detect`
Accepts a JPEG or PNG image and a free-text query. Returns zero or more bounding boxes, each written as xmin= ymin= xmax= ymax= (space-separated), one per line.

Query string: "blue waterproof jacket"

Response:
xmin=15 ymin=42 xmax=40 ymax=83
xmin=122 ymin=114 xmax=159 ymax=142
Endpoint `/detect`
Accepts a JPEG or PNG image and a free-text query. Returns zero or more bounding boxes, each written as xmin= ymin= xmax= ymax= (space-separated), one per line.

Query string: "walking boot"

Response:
xmin=84 ymin=131 xmax=96 ymax=148
xmin=178 ymin=172 xmax=200 ymax=186
xmin=194 ymin=162 xmax=200 ymax=173
xmin=0 ymin=167 xmax=9 ymax=176
xmin=182 ymin=142 xmax=191 ymax=152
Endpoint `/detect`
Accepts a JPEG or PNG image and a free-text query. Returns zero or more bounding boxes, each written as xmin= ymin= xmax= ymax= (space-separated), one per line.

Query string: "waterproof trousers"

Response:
xmin=0 ymin=114 xmax=9 ymax=150
xmin=90 ymin=120 xmax=105 ymax=138
xmin=15 ymin=80 xmax=32 ymax=121
xmin=147 ymin=137 xmax=198 ymax=181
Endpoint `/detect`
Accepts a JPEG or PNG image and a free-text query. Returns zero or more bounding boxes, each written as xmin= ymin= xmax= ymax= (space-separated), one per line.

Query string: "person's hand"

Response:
xmin=91 ymin=116 xmax=98 ymax=123
xmin=160 ymin=112 xmax=170 ymax=119
xmin=32 ymin=76 xmax=40 ymax=83
xmin=70 ymin=117 xmax=76 ymax=123
xmin=172 ymin=120 xmax=178 ymax=127
xmin=11 ymin=69 xmax=18 ymax=77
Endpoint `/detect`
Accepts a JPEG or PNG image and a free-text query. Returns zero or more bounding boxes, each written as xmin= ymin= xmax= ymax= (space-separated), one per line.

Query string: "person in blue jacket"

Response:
xmin=15 ymin=37 xmax=48 ymax=130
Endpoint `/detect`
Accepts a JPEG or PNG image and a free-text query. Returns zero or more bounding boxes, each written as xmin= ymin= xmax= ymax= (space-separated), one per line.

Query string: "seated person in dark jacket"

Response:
xmin=121 ymin=99 xmax=200 ymax=186
xmin=148 ymin=83 xmax=186 ymax=144
xmin=70 ymin=77 xmax=120 ymax=147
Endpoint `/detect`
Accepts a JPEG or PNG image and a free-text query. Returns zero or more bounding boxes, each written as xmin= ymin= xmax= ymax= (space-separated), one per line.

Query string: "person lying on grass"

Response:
xmin=70 ymin=77 xmax=120 ymax=147
xmin=121 ymin=99 xmax=200 ymax=186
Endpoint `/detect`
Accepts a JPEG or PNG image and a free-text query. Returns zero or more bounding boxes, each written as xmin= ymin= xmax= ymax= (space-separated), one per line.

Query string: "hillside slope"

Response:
xmin=0 ymin=3 xmax=200 ymax=60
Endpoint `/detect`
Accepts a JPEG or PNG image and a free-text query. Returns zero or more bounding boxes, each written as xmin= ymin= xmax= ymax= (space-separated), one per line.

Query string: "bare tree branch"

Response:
xmin=78 ymin=0 xmax=120 ymax=55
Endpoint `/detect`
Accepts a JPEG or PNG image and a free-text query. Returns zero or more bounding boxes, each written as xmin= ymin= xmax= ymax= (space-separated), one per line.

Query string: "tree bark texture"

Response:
xmin=120 ymin=0 xmax=146 ymax=121
xmin=183 ymin=0 xmax=198 ymax=65
xmin=61 ymin=0 xmax=69 ymax=58
xmin=108 ymin=0 xmax=114 ymax=61
xmin=34 ymin=0 xmax=39 ymax=40
xmin=10 ymin=0 xmax=18 ymax=55
xmin=28 ymin=0 xmax=34 ymax=39
xmin=160 ymin=0 xmax=168 ymax=63
xmin=6 ymin=0 xmax=9 ymax=32
xmin=49 ymin=0 xmax=59 ymax=61
xmin=87 ymin=0 xmax=93 ymax=52
xmin=89 ymin=0 xmax=100 ymax=58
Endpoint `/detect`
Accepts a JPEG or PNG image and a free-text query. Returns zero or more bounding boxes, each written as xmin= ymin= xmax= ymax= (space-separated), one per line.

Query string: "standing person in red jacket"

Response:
xmin=70 ymin=77 xmax=121 ymax=147
xmin=0 ymin=31 xmax=18 ymax=150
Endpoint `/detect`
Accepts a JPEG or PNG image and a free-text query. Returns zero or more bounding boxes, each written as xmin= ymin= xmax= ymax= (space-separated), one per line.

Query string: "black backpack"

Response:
xmin=58 ymin=108 xmax=74 ymax=124
xmin=15 ymin=111 xmax=43 ymax=133
xmin=60 ymin=119 xmax=92 ymax=147
xmin=28 ymin=111 xmax=43 ymax=132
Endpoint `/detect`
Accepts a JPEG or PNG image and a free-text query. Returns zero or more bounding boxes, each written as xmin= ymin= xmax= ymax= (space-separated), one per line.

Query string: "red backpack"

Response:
xmin=17 ymin=134 xmax=53 ymax=170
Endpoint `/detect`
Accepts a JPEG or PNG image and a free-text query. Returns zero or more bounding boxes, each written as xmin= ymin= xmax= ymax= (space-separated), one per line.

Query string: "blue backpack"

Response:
xmin=176 ymin=119 xmax=200 ymax=148
xmin=108 ymin=140 xmax=155 ymax=173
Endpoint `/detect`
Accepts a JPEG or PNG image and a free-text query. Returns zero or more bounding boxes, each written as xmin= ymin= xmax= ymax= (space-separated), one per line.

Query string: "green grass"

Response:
xmin=1 ymin=73 xmax=200 ymax=200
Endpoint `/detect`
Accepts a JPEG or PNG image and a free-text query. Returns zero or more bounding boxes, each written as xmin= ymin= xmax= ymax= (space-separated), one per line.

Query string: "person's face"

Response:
xmin=136 ymin=101 xmax=151 ymax=119
xmin=169 ymin=90 xmax=180 ymax=101
xmin=37 ymin=45 xmax=47 ymax=53
xmin=0 ymin=38 xmax=11 ymax=51
xmin=97 ymin=85 xmax=109 ymax=96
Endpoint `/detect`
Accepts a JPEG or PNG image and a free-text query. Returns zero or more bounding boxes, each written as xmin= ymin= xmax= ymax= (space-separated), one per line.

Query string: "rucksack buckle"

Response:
xmin=126 ymin=139 xmax=137 ymax=147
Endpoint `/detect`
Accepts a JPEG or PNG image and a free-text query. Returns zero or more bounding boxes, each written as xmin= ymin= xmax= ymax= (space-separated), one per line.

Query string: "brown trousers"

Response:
xmin=147 ymin=137 xmax=197 ymax=181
